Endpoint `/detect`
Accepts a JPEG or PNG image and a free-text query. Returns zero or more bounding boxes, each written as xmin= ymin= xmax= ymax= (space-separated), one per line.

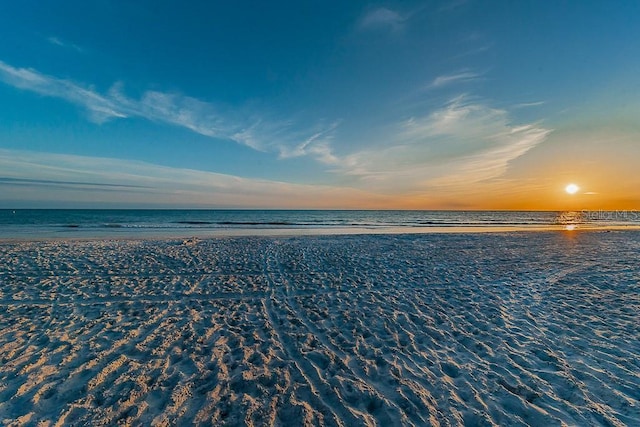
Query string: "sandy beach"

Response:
xmin=0 ymin=231 xmax=638 ymax=426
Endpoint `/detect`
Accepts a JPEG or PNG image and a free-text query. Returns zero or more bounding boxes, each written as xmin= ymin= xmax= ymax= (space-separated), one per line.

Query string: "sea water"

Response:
xmin=1 ymin=209 xmax=639 ymax=239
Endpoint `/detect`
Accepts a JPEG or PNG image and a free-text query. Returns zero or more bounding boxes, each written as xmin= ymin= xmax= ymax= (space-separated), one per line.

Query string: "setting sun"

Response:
xmin=565 ymin=183 xmax=580 ymax=195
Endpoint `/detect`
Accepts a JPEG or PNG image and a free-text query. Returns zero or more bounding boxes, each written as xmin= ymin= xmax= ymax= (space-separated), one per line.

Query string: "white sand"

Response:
xmin=0 ymin=232 xmax=638 ymax=426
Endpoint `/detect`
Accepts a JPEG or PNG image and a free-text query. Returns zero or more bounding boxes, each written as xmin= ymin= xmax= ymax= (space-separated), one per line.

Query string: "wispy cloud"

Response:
xmin=107 ymin=82 xmax=244 ymax=140
xmin=428 ymin=71 xmax=481 ymax=89
xmin=277 ymin=121 xmax=341 ymax=165
xmin=438 ymin=0 xmax=469 ymax=13
xmin=513 ymin=101 xmax=545 ymax=109
xmin=0 ymin=60 xmax=338 ymax=158
xmin=358 ymin=7 xmax=406 ymax=32
xmin=47 ymin=36 xmax=84 ymax=53
xmin=0 ymin=149 xmax=388 ymax=208
xmin=0 ymin=60 xmax=126 ymax=123
xmin=0 ymin=59 xmax=243 ymax=132
xmin=445 ymin=31 xmax=493 ymax=62
xmin=328 ymin=96 xmax=551 ymax=192
xmin=424 ymin=124 xmax=550 ymax=188
xmin=0 ymin=176 xmax=149 ymax=190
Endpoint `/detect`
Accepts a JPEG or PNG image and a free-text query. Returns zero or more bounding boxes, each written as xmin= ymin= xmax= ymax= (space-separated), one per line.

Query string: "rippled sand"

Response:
xmin=0 ymin=232 xmax=638 ymax=426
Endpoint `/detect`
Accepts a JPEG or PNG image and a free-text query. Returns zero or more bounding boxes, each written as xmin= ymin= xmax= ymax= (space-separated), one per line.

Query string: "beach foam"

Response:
xmin=0 ymin=232 xmax=638 ymax=425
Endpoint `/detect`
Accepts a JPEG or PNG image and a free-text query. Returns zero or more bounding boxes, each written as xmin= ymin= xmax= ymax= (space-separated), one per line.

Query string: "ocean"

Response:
xmin=2 ymin=209 xmax=639 ymax=239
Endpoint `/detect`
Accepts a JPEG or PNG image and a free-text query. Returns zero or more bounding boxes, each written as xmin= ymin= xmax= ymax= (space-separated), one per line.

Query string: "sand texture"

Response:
xmin=0 ymin=232 xmax=639 ymax=426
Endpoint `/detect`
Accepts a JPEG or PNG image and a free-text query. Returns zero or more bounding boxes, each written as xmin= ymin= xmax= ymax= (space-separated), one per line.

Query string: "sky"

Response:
xmin=1 ymin=0 xmax=639 ymax=210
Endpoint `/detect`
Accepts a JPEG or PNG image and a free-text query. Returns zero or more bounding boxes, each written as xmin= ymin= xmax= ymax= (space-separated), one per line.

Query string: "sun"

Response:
xmin=565 ymin=183 xmax=579 ymax=194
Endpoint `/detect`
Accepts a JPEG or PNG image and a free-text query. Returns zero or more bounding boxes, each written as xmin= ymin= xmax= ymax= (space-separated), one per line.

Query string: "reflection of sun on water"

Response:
xmin=562 ymin=184 xmax=581 ymax=228
xmin=556 ymin=211 xmax=585 ymax=231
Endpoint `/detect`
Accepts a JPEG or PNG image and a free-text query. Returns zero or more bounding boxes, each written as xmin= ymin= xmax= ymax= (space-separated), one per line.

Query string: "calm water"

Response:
xmin=1 ymin=209 xmax=639 ymax=239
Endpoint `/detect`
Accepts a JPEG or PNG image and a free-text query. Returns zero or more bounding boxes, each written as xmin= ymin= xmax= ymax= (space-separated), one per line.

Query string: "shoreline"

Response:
xmin=2 ymin=223 xmax=640 ymax=243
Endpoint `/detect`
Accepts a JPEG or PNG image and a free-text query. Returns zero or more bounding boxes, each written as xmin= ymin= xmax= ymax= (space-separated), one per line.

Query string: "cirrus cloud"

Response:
xmin=358 ymin=7 xmax=406 ymax=32
xmin=329 ymin=96 xmax=551 ymax=192
xmin=0 ymin=60 xmax=338 ymax=158
xmin=0 ymin=148 xmax=389 ymax=209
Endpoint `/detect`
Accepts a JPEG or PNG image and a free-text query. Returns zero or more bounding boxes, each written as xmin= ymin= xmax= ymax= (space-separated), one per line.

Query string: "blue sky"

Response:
xmin=1 ymin=1 xmax=639 ymax=208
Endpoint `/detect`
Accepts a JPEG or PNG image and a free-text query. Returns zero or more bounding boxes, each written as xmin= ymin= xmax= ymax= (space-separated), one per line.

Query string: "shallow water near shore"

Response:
xmin=2 ymin=209 xmax=640 ymax=240
xmin=1 ymin=231 xmax=638 ymax=425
